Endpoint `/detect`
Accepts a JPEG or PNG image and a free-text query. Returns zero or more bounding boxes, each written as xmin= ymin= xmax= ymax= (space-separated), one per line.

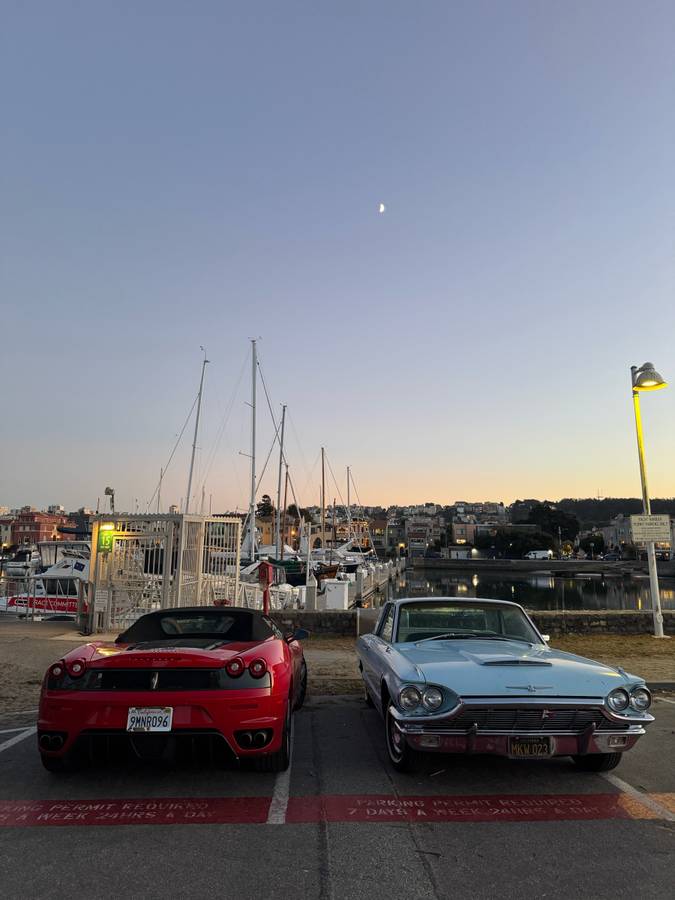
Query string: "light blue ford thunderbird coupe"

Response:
xmin=357 ymin=597 xmax=654 ymax=773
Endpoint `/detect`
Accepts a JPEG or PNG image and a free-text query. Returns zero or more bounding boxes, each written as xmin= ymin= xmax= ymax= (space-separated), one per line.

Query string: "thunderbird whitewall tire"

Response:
xmin=385 ymin=703 xmax=420 ymax=772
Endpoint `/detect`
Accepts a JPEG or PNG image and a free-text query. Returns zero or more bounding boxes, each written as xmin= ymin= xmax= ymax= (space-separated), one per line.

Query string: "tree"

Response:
xmin=526 ymin=503 xmax=579 ymax=542
xmin=287 ymin=504 xmax=310 ymax=521
xmin=474 ymin=529 xmax=553 ymax=558
xmin=579 ymin=533 xmax=605 ymax=557
xmin=256 ymin=494 xmax=274 ymax=517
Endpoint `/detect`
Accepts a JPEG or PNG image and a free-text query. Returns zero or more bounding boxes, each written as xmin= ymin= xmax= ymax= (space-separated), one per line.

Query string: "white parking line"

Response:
xmin=266 ymin=719 xmax=294 ymax=825
xmin=0 ymin=727 xmax=36 ymax=754
xmin=602 ymin=772 xmax=675 ymax=822
xmin=655 ymin=697 xmax=675 ymax=705
xmin=0 ymin=727 xmax=31 ymax=735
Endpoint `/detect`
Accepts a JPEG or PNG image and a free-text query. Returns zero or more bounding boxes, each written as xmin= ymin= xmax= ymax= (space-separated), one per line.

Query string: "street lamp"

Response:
xmin=104 ymin=486 xmax=115 ymax=515
xmin=630 ymin=362 xmax=668 ymax=638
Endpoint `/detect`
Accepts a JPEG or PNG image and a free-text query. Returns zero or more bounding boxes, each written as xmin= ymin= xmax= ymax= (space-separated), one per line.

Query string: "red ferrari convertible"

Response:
xmin=38 ymin=607 xmax=308 ymax=773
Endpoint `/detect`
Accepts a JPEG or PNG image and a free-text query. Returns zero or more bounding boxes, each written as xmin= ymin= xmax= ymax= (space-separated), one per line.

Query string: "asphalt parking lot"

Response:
xmin=1 ymin=696 xmax=674 ymax=900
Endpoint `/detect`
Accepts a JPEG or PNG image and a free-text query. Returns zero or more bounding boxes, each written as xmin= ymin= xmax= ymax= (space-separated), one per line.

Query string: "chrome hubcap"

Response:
xmin=388 ymin=713 xmax=403 ymax=758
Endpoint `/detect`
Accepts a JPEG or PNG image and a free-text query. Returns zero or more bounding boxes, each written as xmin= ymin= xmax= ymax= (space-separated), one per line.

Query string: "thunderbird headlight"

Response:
xmin=607 ymin=688 xmax=630 ymax=712
xmin=630 ymin=687 xmax=651 ymax=711
xmin=399 ymin=686 xmax=422 ymax=711
xmin=422 ymin=687 xmax=443 ymax=711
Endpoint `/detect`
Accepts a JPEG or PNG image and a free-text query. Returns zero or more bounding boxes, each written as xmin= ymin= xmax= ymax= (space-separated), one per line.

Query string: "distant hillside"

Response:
xmin=556 ymin=498 xmax=675 ymax=528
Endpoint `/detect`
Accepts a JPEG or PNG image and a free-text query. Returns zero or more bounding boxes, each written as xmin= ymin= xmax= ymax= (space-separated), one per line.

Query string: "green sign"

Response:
xmin=97 ymin=525 xmax=115 ymax=554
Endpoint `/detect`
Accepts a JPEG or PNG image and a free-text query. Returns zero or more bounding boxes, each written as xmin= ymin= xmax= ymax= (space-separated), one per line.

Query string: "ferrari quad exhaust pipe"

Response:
xmin=238 ymin=731 xmax=253 ymax=748
xmin=51 ymin=735 xmax=64 ymax=750
xmin=253 ymin=731 xmax=267 ymax=747
xmin=39 ymin=735 xmax=53 ymax=750
xmin=39 ymin=734 xmax=64 ymax=751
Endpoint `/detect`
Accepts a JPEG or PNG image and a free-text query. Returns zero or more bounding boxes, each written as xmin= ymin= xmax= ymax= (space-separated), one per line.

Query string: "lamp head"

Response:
xmin=632 ymin=362 xmax=667 ymax=392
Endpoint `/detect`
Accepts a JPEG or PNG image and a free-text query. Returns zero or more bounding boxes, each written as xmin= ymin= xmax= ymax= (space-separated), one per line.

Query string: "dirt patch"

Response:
xmin=549 ymin=634 xmax=675 ymax=683
xmin=0 ymin=633 xmax=85 ymax=713
xmin=303 ymin=636 xmax=361 ymax=696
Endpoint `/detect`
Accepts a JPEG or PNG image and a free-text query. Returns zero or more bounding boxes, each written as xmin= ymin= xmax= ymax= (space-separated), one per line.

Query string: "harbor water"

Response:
xmin=386 ymin=569 xmax=675 ymax=611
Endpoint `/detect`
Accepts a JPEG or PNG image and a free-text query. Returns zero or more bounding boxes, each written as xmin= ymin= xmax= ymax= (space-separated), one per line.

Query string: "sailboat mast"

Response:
xmin=275 ymin=404 xmax=287 ymax=557
xmin=248 ymin=339 xmax=257 ymax=560
xmin=185 ymin=351 xmax=209 ymax=514
xmin=281 ymin=465 xmax=289 ymax=560
xmin=321 ymin=447 xmax=326 ymax=554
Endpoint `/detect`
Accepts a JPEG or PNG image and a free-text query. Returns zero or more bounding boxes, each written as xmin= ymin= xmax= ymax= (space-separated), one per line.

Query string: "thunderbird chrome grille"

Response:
xmin=418 ymin=707 xmax=629 ymax=734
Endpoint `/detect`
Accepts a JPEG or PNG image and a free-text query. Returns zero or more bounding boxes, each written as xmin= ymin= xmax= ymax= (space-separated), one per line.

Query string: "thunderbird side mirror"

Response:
xmin=541 ymin=634 xmax=550 ymax=643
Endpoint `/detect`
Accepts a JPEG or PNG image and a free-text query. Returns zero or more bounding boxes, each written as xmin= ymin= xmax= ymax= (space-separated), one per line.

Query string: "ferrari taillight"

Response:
xmin=69 ymin=659 xmax=86 ymax=677
xmin=248 ymin=658 xmax=267 ymax=679
xmin=225 ymin=657 xmax=245 ymax=678
xmin=49 ymin=663 xmax=64 ymax=679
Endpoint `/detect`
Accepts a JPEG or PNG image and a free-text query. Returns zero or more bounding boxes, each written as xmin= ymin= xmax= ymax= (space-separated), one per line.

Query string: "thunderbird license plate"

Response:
xmin=126 ymin=707 xmax=173 ymax=733
xmin=508 ymin=736 xmax=552 ymax=758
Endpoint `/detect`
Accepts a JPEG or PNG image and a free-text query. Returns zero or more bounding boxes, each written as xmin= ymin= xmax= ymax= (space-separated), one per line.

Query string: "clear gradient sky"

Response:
xmin=2 ymin=1 xmax=675 ymax=514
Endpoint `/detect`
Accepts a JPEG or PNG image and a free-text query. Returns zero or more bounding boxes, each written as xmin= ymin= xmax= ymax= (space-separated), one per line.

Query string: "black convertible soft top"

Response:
xmin=115 ymin=607 xmax=274 ymax=644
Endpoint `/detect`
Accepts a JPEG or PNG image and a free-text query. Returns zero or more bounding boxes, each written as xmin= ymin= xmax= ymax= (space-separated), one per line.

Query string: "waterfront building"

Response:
xmin=452 ymin=521 xmax=477 ymax=544
xmin=600 ymin=515 xmax=634 ymax=552
xmin=441 ymin=545 xmax=472 ymax=559
xmin=0 ymin=517 xmax=14 ymax=549
xmin=405 ymin=515 xmax=443 ymax=556
xmin=10 ymin=508 xmax=73 ymax=545
xmin=453 ymin=501 xmax=507 ymax=522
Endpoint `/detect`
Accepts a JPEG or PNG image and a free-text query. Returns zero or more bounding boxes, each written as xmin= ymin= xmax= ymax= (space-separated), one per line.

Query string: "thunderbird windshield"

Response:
xmin=395 ymin=602 xmax=541 ymax=644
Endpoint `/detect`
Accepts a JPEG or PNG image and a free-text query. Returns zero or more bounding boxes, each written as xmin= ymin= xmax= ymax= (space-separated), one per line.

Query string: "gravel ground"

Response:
xmin=0 ymin=622 xmax=672 ymax=714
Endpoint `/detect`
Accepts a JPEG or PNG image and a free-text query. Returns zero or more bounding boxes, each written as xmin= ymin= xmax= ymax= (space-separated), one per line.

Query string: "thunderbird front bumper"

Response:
xmin=397 ymin=723 xmax=647 ymax=756
xmin=392 ymin=701 xmax=653 ymax=757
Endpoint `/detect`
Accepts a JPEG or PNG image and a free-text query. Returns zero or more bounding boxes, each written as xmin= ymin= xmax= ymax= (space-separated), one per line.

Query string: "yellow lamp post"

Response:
xmin=631 ymin=362 xmax=668 ymax=638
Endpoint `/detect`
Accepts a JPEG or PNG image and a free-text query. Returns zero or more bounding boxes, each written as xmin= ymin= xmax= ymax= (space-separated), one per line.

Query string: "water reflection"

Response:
xmin=388 ymin=571 xmax=675 ymax=611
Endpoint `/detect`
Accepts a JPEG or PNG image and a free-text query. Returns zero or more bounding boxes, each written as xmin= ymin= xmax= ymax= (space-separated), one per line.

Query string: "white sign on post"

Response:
xmin=630 ymin=514 xmax=672 ymax=543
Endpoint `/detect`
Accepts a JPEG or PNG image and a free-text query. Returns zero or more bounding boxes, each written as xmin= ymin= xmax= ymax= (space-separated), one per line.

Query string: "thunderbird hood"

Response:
xmin=393 ymin=639 xmax=642 ymax=698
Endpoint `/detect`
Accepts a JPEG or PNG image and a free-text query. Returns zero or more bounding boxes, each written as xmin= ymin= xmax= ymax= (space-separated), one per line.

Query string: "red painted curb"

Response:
xmin=0 ymin=793 xmax=638 ymax=828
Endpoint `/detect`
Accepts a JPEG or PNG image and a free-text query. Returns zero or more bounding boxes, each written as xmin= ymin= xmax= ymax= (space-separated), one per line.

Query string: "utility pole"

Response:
xmin=185 ymin=350 xmax=209 ymax=515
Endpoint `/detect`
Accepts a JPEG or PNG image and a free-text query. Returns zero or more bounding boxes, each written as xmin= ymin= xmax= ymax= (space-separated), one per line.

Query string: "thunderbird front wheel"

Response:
xmin=385 ymin=704 xmax=419 ymax=772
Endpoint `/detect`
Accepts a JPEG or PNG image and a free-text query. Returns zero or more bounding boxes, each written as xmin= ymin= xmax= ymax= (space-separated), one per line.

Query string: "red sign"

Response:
xmin=6 ymin=596 xmax=80 ymax=614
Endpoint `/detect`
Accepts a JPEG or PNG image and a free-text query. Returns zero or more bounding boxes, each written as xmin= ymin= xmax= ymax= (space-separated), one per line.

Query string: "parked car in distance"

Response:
xmin=524 ymin=549 xmax=553 ymax=560
xmin=602 ymin=553 xmax=621 ymax=561
xmin=38 ymin=607 xmax=308 ymax=773
xmin=357 ymin=597 xmax=653 ymax=773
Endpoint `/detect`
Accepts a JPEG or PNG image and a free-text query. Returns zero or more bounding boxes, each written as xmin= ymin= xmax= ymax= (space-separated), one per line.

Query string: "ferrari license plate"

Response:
xmin=508 ymin=736 xmax=552 ymax=758
xmin=126 ymin=707 xmax=173 ymax=732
